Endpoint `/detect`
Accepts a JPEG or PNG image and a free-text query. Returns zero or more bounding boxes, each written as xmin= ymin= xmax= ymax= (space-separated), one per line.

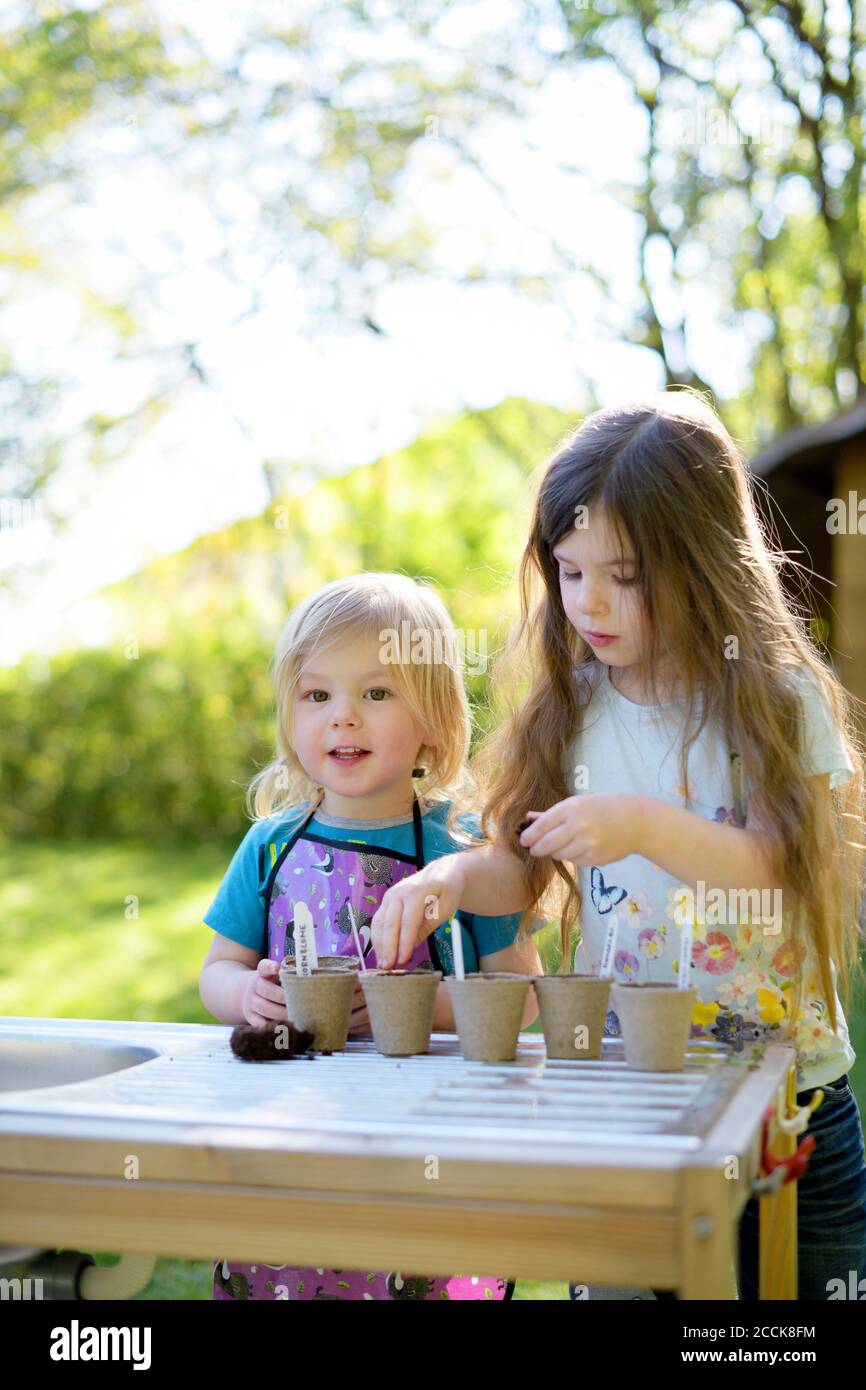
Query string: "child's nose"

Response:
xmin=329 ymin=700 xmax=360 ymax=723
xmin=579 ymin=578 xmax=608 ymax=614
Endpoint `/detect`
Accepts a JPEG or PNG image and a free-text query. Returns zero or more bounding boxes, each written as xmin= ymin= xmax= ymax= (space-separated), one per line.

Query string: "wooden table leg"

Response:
xmin=680 ymin=1163 xmax=736 ymax=1299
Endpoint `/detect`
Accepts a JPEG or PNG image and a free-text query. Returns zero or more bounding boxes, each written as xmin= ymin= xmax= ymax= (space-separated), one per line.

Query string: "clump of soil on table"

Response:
xmin=229 ymin=1021 xmax=315 ymax=1061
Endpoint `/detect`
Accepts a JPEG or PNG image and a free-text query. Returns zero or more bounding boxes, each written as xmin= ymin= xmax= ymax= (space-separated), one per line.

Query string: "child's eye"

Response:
xmin=301 ymin=688 xmax=391 ymax=702
xmin=560 ymin=569 xmax=636 ymax=586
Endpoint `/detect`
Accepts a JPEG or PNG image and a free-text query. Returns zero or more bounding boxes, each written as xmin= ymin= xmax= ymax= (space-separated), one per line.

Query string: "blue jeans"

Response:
xmin=570 ymin=1074 xmax=866 ymax=1301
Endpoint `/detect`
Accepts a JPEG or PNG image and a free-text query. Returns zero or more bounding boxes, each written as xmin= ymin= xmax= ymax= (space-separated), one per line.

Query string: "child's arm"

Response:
xmin=637 ymin=798 xmax=786 ymax=895
xmin=456 ymin=843 xmax=533 ymax=914
xmin=520 ymin=791 xmax=790 ymax=898
xmin=371 ymin=845 xmax=532 ymax=970
xmin=199 ymin=932 xmax=287 ymax=1026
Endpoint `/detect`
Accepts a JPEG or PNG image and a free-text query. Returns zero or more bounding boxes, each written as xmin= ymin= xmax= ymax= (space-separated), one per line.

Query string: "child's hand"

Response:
xmin=518 ymin=794 xmax=646 ymax=867
xmin=371 ymin=855 xmax=467 ymax=969
xmin=240 ymin=958 xmax=289 ymax=1028
xmin=243 ymin=961 xmax=373 ymax=1035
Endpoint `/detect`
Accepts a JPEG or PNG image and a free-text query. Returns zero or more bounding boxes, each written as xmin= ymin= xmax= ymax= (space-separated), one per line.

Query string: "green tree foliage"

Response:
xmin=0 ymin=2 xmax=198 ymax=506
xmin=6 ymin=0 xmax=864 ymax=531
xmin=0 ymin=396 xmax=571 ymax=840
xmin=147 ymin=0 xmax=866 ymax=441
xmin=549 ymin=0 xmax=866 ymax=440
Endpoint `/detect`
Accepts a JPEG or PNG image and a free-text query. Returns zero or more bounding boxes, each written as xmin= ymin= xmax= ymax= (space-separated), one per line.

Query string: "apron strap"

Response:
xmin=261 ymin=799 xmax=321 ymax=948
xmin=412 ymin=792 xmax=425 ymax=867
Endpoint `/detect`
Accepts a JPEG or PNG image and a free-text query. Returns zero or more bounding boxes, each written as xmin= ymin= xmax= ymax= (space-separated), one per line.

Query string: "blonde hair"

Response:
xmin=247 ymin=571 xmax=480 ymax=846
xmin=473 ymin=387 xmax=866 ymax=1026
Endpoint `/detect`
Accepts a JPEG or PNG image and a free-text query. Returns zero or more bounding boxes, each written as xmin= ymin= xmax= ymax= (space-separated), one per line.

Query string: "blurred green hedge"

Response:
xmin=1 ymin=626 xmax=271 ymax=840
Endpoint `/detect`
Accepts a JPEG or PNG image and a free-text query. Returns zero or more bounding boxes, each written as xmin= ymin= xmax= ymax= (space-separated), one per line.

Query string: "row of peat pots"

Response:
xmin=278 ymin=957 xmax=696 ymax=1070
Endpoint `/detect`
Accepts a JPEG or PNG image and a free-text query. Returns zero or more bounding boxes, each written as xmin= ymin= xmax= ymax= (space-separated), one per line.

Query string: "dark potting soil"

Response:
xmin=229 ymin=1020 xmax=315 ymax=1061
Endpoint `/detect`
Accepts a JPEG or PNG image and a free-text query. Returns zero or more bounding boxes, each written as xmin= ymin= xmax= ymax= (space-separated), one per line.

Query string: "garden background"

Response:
xmin=2 ymin=0 xmax=865 ymax=1297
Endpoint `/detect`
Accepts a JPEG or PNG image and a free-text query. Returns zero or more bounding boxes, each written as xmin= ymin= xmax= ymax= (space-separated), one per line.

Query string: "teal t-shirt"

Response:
xmin=204 ymin=798 xmax=527 ymax=972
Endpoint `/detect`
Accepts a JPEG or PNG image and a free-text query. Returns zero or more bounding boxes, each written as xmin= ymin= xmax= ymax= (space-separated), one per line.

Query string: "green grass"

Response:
xmin=3 ymin=839 xmax=864 ymax=1302
xmin=0 ymin=837 xmax=224 ymax=1023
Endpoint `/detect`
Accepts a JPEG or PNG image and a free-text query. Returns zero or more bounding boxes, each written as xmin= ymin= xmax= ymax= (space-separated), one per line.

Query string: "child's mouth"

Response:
xmin=328 ymin=747 xmax=371 ymax=766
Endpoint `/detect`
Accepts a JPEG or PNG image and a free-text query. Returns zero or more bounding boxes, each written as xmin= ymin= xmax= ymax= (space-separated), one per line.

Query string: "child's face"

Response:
xmin=292 ymin=629 xmax=434 ymax=816
xmin=552 ymin=509 xmax=649 ymax=672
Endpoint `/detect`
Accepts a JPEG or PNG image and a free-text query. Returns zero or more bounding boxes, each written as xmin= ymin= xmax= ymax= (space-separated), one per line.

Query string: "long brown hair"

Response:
xmin=474 ymin=388 xmax=865 ymax=1027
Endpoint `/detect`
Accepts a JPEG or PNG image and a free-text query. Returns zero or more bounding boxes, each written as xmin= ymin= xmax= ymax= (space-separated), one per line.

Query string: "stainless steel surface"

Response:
xmin=0 ymin=1035 xmax=160 ymax=1094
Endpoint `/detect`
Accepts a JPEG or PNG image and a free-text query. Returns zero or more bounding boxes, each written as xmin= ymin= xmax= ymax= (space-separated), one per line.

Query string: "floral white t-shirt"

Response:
xmin=566 ymin=662 xmax=856 ymax=1090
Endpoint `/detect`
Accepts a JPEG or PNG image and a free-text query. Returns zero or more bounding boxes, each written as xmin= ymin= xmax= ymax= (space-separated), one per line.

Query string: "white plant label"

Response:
xmin=599 ymin=918 xmax=618 ymax=979
xmin=450 ymin=917 xmax=466 ymax=980
xmin=294 ymin=901 xmax=318 ymax=977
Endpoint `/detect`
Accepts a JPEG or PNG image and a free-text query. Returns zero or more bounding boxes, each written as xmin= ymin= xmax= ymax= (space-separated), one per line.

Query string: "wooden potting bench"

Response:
xmin=0 ymin=1018 xmax=805 ymax=1298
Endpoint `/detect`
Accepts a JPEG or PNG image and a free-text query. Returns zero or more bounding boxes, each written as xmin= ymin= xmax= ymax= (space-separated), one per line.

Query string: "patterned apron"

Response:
xmin=213 ymin=794 xmax=514 ymax=1301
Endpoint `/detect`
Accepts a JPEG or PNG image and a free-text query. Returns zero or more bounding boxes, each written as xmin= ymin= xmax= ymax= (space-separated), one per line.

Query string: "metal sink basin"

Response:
xmin=0 ymin=1037 xmax=160 ymax=1093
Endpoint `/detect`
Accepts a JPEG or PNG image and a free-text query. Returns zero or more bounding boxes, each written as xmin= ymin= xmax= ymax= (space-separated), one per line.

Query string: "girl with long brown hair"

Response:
xmin=371 ymin=389 xmax=866 ymax=1300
